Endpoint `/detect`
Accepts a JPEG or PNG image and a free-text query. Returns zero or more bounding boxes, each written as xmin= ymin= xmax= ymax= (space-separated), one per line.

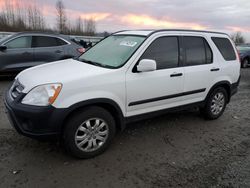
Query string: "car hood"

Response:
xmin=17 ymin=59 xmax=113 ymax=93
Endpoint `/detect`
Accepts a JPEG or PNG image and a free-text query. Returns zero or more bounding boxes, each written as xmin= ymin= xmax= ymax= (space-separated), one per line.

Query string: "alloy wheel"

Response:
xmin=210 ymin=92 xmax=225 ymax=115
xmin=75 ymin=118 xmax=109 ymax=152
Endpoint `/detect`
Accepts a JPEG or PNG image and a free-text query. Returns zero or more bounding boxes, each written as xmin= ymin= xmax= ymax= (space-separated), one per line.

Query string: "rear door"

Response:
xmin=32 ymin=36 xmax=65 ymax=65
xmin=1 ymin=36 xmax=34 ymax=72
xmin=181 ymin=35 xmax=216 ymax=103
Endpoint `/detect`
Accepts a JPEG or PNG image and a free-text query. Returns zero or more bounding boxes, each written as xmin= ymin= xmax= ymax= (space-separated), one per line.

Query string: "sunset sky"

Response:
xmin=1 ymin=0 xmax=250 ymax=39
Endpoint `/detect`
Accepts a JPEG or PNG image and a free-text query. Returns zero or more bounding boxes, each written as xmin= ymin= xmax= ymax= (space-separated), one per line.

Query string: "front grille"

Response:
xmin=10 ymin=80 xmax=24 ymax=100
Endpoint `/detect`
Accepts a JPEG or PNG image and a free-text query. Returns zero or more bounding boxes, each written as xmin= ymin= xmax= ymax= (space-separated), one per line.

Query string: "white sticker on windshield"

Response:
xmin=120 ymin=41 xmax=137 ymax=47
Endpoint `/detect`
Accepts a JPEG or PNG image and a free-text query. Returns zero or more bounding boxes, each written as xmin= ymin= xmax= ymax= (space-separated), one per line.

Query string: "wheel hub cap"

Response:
xmin=211 ymin=92 xmax=225 ymax=115
xmin=75 ymin=118 xmax=109 ymax=152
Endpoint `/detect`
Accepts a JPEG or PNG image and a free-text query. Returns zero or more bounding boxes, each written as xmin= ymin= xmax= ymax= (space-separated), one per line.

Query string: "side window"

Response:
xmin=57 ymin=38 xmax=68 ymax=46
xmin=5 ymin=36 xmax=32 ymax=49
xmin=212 ymin=37 xmax=236 ymax=61
xmin=32 ymin=36 xmax=59 ymax=48
xmin=183 ymin=36 xmax=212 ymax=66
xmin=140 ymin=36 xmax=179 ymax=70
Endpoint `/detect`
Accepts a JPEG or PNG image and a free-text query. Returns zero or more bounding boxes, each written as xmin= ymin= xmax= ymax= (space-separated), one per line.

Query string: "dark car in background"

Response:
xmin=237 ymin=46 xmax=250 ymax=68
xmin=0 ymin=32 xmax=85 ymax=76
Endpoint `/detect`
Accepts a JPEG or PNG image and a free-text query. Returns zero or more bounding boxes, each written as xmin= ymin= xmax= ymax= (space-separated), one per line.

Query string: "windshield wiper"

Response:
xmin=79 ymin=58 xmax=115 ymax=69
xmin=79 ymin=58 xmax=100 ymax=66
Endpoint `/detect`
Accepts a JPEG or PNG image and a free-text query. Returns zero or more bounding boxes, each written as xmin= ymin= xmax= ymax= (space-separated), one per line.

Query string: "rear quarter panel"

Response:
xmin=207 ymin=33 xmax=240 ymax=85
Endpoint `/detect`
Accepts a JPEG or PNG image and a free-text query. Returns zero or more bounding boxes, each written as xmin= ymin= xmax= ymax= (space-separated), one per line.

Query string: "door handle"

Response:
xmin=55 ymin=50 xmax=62 ymax=53
xmin=170 ymin=73 xmax=183 ymax=77
xmin=210 ymin=68 xmax=220 ymax=72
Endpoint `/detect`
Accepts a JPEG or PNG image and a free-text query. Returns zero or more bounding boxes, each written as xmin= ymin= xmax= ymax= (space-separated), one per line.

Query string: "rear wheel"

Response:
xmin=242 ymin=58 xmax=249 ymax=68
xmin=63 ymin=106 xmax=116 ymax=159
xmin=201 ymin=87 xmax=228 ymax=120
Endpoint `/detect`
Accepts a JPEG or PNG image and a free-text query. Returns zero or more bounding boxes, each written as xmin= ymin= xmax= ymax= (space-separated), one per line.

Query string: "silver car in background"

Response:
xmin=0 ymin=32 xmax=85 ymax=76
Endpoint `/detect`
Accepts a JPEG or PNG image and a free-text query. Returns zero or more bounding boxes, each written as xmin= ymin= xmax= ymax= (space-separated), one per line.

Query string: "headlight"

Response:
xmin=22 ymin=83 xmax=62 ymax=106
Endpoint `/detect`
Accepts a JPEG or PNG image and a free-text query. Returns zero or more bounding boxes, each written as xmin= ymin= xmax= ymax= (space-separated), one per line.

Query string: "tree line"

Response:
xmin=0 ymin=0 xmax=96 ymax=36
xmin=231 ymin=32 xmax=246 ymax=45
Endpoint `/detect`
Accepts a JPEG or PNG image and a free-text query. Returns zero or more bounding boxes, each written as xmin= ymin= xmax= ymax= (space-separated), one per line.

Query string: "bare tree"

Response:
xmin=0 ymin=0 xmax=46 ymax=32
xmin=0 ymin=0 xmax=99 ymax=35
xmin=4 ymin=0 xmax=15 ymax=26
xmin=74 ymin=17 xmax=83 ymax=34
xmin=27 ymin=5 xmax=45 ymax=30
xmin=56 ymin=0 xmax=67 ymax=33
xmin=231 ymin=32 xmax=246 ymax=45
xmin=84 ymin=19 xmax=96 ymax=36
xmin=15 ymin=1 xmax=27 ymax=30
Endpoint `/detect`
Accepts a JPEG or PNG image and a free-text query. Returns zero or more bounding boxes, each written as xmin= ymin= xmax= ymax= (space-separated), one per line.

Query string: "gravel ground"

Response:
xmin=0 ymin=69 xmax=249 ymax=188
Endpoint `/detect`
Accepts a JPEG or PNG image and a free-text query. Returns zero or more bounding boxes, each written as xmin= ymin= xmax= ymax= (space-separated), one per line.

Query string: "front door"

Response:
xmin=126 ymin=36 xmax=185 ymax=117
xmin=1 ymin=36 xmax=34 ymax=72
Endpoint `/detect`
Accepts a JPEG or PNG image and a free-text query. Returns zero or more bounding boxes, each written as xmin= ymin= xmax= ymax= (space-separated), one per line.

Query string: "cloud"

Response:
xmin=226 ymin=26 xmax=250 ymax=33
xmin=120 ymin=14 xmax=207 ymax=30
xmin=65 ymin=10 xmax=111 ymax=22
xmin=1 ymin=0 xmax=250 ymax=36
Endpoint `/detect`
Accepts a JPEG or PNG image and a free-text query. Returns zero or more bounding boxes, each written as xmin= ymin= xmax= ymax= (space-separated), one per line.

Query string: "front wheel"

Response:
xmin=201 ymin=87 xmax=228 ymax=120
xmin=63 ymin=106 xmax=116 ymax=159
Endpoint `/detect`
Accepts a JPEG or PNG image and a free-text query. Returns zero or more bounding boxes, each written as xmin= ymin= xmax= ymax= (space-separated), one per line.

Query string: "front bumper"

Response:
xmin=4 ymin=90 xmax=66 ymax=140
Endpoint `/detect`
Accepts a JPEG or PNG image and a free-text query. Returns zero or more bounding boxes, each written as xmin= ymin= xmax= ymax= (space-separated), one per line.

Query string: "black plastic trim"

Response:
xmin=129 ymin=88 xmax=206 ymax=106
xmin=126 ymin=101 xmax=205 ymax=124
xmin=64 ymin=98 xmax=126 ymax=130
xmin=4 ymin=91 xmax=66 ymax=140
xmin=231 ymin=76 xmax=241 ymax=96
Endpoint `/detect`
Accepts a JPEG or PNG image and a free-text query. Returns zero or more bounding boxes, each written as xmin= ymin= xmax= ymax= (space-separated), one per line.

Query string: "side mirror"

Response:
xmin=137 ymin=59 xmax=157 ymax=72
xmin=0 ymin=45 xmax=7 ymax=51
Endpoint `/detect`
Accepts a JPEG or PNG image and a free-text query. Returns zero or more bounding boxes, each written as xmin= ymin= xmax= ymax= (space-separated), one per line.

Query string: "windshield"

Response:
xmin=79 ymin=35 xmax=146 ymax=68
xmin=0 ymin=35 xmax=12 ymax=43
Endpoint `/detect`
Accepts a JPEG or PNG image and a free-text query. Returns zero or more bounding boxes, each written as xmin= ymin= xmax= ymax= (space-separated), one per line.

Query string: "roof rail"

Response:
xmin=149 ymin=29 xmax=228 ymax=36
xmin=113 ymin=29 xmax=228 ymax=37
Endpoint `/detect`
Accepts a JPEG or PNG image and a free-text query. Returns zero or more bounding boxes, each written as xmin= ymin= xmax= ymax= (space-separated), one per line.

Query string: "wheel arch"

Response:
xmin=61 ymin=98 xmax=126 ymax=134
xmin=205 ymin=81 xmax=232 ymax=103
xmin=242 ymin=56 xmax=250 ymax=68
xmin=244 ymin=56 xmax=250 ymax=61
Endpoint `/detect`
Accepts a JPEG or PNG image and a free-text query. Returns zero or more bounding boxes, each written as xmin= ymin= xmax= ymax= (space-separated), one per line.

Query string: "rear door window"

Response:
xmin=32 ymin=36 xmax=61 ymax=48
xmin=183 ymin=36 xmax=212 ymax=66
xmin=212 ymin=37 xmax=236 ymax=61
xmin=5 ymin=36 xmax=32 ymax=49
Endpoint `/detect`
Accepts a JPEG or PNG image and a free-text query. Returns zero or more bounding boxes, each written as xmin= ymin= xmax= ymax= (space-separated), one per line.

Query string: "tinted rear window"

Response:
xmin=212 ymin=37 xmax=236 ymax=61
xmin=32 ymin=36 xmax=65 ymax=47
xmin=183 ymin=37 xmax=206 ymax=66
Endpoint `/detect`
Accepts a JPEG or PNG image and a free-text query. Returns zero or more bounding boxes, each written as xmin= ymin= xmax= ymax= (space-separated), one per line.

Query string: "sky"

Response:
xmin=1 ymin=0 xmax=250 ymax=40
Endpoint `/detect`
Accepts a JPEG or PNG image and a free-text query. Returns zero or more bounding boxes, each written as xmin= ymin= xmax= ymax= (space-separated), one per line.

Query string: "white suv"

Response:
xmin=5 ymin=30 xmax=241 ymax=158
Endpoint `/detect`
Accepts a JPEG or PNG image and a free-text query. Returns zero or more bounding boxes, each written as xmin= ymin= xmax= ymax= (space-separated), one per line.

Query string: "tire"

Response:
xmin=201 ymin=87 xmax=228 ymax=120
xmin=242 ymin=58 xmax=249 ymax=68
xmin=63 ymin=106 xmax=116 ymax=159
